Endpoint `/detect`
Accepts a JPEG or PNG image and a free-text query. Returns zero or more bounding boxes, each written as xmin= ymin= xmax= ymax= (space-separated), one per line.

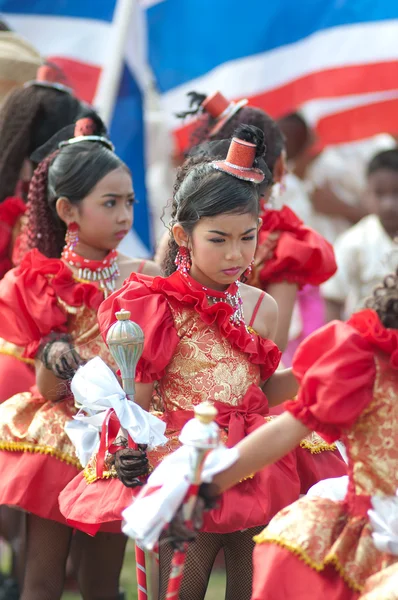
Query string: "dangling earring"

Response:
xmin=243 ymin=258 xmax=254 ymax=279
xmin=175 ymin=245 xmax=191 ymax=275
xmin=65 ymin=222 xmax=79 ymax=251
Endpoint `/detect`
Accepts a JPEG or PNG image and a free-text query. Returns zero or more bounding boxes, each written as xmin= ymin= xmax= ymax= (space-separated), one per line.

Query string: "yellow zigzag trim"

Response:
xmin=0 ymin=440 xmax=81 ymax=469
xmin=299 ymin=439 xmax=337 ymax=454
xmin=83 ymin=468 xmax=116 ymax=484
xmin=253 ymin=534 xmax=363 ymax=593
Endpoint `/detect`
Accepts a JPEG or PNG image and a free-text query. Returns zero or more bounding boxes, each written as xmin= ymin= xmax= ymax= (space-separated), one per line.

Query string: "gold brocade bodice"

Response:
xmin=157 ymin=299 xmax=262 ymax=412
xmin=344 ymin=354 xmax=398 ymax=499
xmin=64 ymin=302 xmax=117 ymax=371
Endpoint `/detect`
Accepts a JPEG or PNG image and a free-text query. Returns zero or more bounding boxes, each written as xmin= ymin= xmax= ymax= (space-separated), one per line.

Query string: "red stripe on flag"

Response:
xmin=173 ymin=61 xmax=398 ymax=153
xmin=46 ymin=57 xmax=101 ymax=103
xmin=316 ymin=97 xmax=398 ymax=147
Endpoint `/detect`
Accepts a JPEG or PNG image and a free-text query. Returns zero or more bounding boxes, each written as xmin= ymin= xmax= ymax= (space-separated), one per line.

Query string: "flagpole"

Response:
xmin=94 ymin=0 xmax=136 ymax=126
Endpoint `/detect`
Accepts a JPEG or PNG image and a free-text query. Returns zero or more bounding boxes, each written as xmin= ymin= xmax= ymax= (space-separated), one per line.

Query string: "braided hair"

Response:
xmin=177 ymin=91 xmax=284 ymax=174
xmin=366 ymin=267 xmax=398 ymax=329
xmin=163 ymin=124 xmax=267 ymax=276
xmin=0 ymin=84 xmax=82 ymax=203
xmin=19 ymin=114 xmax=127 ymax=259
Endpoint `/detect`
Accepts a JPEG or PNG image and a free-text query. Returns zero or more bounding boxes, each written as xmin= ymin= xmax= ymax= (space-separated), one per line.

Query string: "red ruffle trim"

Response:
xmin=0 ymin=196 xmax=26 ymax=227
xmin=19 ymin=249 xmax=105 ymax=311
xmin=256 ymin=205 xmax=337 ymax=287
xmin=284 ymin=397 xmax=340 ymax=444
xmin=128 ymin=272 xmax=281 ymax=380
xmin=348 ymin=309 xmax=398 ymax=369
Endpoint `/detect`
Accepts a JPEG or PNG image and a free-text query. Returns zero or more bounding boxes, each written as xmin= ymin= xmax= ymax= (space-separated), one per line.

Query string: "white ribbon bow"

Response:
xmin=65 ymin=357 xmax=167 ymax=467
xmin=368 ymin=490 xmax=398 ymax=555
xmin=122 ymin=444 xmax=239 ymax=550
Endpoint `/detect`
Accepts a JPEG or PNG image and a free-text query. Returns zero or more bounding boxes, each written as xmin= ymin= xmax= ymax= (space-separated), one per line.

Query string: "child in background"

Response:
xmin=322 ymin=148 xmax=398 ymax=321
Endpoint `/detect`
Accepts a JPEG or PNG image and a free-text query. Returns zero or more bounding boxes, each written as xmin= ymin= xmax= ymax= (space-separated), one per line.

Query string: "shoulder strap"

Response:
xmin=137 ymin=259 xmax=146 ymax=274
xmin=249 ymin=291 xmax=266 ymax=328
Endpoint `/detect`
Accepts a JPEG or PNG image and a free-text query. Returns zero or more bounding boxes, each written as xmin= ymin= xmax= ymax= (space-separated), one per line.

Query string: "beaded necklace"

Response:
xmin=62 ymin=247 xmax=120 ymax=296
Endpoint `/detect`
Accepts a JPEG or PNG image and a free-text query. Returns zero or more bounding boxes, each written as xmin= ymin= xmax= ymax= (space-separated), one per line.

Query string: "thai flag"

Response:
xmin=145 ymin=0 xmax=398 ymax=153
xmin=0 ymin=0 xmax=152 ymax=255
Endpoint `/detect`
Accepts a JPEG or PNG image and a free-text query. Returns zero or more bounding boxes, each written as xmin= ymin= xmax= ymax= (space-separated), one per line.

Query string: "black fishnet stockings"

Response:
xmin=159 ymin=525 xmax=264 ymax=600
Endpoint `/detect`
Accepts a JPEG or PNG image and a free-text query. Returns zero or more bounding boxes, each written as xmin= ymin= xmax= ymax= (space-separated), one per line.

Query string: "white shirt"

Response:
xmin=321 ymin=215 xmax=398 ymax=319
xmin=306 ymin=135 xmax=396 ymax=244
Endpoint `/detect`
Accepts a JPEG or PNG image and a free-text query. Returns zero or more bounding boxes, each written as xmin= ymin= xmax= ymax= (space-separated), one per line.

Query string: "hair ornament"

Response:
xmin=202 ymin=91 xmax=248 ymax=137
xmin=211 ymin=135 xmax=265 ymax=184
xmin=58 ymin=117 xmax=115 ymax=152
xmin=24 ymin=63 xmax=73 ymax=95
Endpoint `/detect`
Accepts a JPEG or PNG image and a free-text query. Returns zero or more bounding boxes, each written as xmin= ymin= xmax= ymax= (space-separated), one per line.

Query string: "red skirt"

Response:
xmin=59 ymin=472 xmax=136 ymax=535
xmin=252 ymin=544 xmax=357 ymax=600
xmin=0 ymin=353 xmax=35 ymax=402
xmin=0 ymin=450 xmax=79 ymax=523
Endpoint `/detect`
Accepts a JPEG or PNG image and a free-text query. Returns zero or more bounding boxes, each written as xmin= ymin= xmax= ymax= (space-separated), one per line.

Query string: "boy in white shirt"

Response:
xmin=322 ymin=148 xmax=398 ymax=321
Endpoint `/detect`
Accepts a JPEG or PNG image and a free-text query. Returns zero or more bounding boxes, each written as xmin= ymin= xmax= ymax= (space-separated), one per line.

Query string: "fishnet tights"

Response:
xmin=159 ymin=526 xmax=264 ymax=600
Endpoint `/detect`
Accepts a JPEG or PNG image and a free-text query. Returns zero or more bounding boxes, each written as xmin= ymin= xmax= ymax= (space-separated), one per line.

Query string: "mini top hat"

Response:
xmin=24 ymin=63 xmax=73 ymax=94
xmin=211 ymin=136 xmax=265 ymax=184
xmin=202 ymin=91 xmax=248 ymax=137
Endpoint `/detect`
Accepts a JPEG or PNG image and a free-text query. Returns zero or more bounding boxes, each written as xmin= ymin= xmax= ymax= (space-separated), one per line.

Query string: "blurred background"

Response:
xmin=0 ymin=0 xmax=396 ymax=257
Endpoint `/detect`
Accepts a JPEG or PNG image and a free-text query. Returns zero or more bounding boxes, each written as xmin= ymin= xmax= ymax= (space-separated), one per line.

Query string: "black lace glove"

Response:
xmin=40 ymin=333 xmax=84 ymax=380
xmin=167 ymin=483 xmax=220 ymax=550
xmin=114 ymin=445 xmax=149 ymax=488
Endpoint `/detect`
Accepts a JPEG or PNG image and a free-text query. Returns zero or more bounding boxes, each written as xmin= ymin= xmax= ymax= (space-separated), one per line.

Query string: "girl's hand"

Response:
xmin=40 ymin=334 xmax=84 ymax=380
xmin=114 ymin=445 xmax=149 ymax=487
xmin=254 ymin=231 xmax=281 ymax=266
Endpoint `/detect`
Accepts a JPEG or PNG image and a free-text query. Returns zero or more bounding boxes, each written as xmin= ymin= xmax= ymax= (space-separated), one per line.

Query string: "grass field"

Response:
xmin=62 ymin=540 xmax=226 ymax=600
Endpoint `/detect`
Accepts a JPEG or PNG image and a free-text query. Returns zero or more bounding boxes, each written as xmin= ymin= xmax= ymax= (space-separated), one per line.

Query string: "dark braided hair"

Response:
xmin=163 ymin=124 xmax=267 ymax=276
xmin=20 ymin=134 xmax=128 ymax=259
xmin=365 ymin=267 xmax=398 ymax=329
xmin=177 ymin=91 xmax=285 ymax=174
xmin=0 ymin=84 xmax=82 ymax=203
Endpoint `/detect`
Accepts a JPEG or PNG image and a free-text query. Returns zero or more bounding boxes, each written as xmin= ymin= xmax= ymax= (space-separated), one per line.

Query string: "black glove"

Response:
xmin=40 ymin=333 xmax=83 ymax=380
xmin=114 ymin=445 xmax=149 ymax=488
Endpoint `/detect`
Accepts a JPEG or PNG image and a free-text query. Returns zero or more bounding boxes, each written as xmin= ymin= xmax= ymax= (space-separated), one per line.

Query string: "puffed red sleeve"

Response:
xmin=257 ymin=206 xmax=337 ymax=287
xmin=0 ymin=251 xmax=68 ymax=357
xmin=285 ymin=321 xmax=376 ymax=443
xmin=98 ymin=274 xmax=179 ymax=383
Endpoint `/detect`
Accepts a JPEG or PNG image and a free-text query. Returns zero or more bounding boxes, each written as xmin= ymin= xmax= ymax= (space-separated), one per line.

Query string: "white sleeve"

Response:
xmin=321 ymin=230 xmax=359 ymax=303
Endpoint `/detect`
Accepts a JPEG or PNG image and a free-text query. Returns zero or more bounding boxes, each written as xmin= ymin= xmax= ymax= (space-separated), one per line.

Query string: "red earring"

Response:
xmin=65 ymin=222 xmax=79 ymax=251
xmin=243 ymin=258 xmax=255 ymax=279
xmin=175 ymin=246 xmax=191 ymax=275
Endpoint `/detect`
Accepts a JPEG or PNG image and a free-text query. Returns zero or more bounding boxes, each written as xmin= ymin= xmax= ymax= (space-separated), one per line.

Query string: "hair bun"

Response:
xmin=233 ymin=124 xmax=266 ymax=159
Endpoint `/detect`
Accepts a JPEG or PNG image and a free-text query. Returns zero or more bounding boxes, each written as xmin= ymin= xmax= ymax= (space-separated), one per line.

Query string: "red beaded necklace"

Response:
xmin=62 ymin=246 xmax=120 ymax=296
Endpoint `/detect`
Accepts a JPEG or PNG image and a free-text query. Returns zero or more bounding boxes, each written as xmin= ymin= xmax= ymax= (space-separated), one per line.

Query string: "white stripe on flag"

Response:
xmin=160 ymin=19 xmax=398 ymax=127
xmin=4 ymin=14 xmax=111 ymax=67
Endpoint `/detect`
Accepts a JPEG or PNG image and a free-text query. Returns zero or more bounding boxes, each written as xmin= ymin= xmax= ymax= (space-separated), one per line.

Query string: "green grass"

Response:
xmin=62 ymin=540 xmax=226 ymax=600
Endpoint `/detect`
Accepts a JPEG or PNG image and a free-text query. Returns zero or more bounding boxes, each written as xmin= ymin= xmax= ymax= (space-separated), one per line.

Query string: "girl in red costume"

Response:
xmin=0 ymin=64 xmax=83 ymax=401
xmin=175 ymin=267 xmax=398 ymax=600
xmin=0 ymin=114 xmax=158 ymax=600
xmin=68 ymin=125 xmax=344 ymax=600
xmin=172 ymin=91 xmax=336 ymax=352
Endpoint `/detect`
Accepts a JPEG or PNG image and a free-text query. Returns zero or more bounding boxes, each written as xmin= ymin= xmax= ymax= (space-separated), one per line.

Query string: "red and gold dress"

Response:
xmin=59 ymin=270 xmax=345 ymax=535
xmin=0 ymin=196 xmax=35 ymax=400
xmin=252 ymin=309 xmax=398 ymax=600
xmin=0 ymin=249 xmax=118 ymax=523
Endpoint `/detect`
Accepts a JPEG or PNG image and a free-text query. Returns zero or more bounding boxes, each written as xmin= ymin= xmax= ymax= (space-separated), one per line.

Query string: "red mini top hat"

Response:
xmin=24 ymin=63 xmax=72 ymax=94
xmin=211 ymin=136 xmax=265 ymax=184
xmin=201 ymin=91 xmax=248 ymax=137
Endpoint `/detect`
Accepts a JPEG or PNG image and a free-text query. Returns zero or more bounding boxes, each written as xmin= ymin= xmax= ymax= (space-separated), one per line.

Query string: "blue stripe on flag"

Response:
xmin=0 ymin=0 xmax=115 ymax=22
xmin=146 ymin=0 xmax=398 ymax=92
xmin=110 ymin=64 xmax=152 ymax=252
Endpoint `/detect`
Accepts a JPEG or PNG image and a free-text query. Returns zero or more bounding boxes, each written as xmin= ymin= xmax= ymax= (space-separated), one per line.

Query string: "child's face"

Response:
xmin=72 ymin=167 xmax=134 ymax=252
xmin=367 ymin=168 xmax=398 ymax=237
xmin=188 ymin=211 xmax=259 ymax=291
